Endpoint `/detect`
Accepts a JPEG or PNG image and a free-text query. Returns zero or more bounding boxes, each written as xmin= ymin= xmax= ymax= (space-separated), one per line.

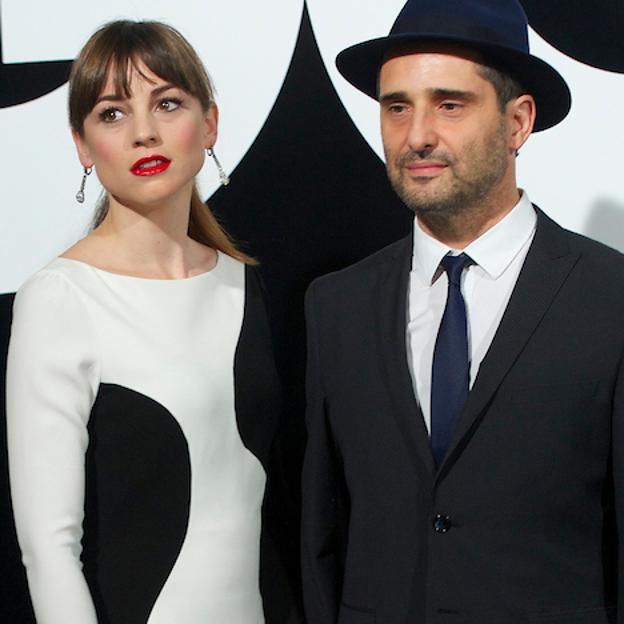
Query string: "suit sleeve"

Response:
xmin=301 ymin=282 xmax=348 ymax=624
xmin=613 ymin=353 xmax=624 ymax=619
xmin=6 ymin=271 xmax=100 ymax=624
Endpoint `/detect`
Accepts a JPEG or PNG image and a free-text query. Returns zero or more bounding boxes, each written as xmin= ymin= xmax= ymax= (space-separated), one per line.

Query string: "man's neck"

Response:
xmin=417 ymin=188 xmax=521 ymax=249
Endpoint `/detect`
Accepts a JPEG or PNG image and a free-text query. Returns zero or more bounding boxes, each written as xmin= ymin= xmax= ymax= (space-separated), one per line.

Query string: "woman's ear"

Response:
xmin=71 ymin=129 xmax=94 ymax=169
xmin=203 ymin=103 xmax=219 ymax=150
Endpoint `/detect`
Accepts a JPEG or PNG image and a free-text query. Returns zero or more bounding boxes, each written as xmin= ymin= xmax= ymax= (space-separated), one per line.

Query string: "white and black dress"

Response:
xmin=6 ymin=252 xmax=282 ymax=624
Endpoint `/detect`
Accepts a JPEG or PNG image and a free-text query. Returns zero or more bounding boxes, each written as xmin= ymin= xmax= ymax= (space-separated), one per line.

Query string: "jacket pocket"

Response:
xmin=338 ymin=602 xmax=376 ymax=624
xmin=529 ymin=605 xmax=616 ymax=623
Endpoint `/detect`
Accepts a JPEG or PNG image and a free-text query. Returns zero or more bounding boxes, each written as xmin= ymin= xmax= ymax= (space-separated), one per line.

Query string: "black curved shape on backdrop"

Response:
xmin=0 ymin=7 xmax=72 ymax=108
xmin=521 ymin=0 xmax=624 ymax=73
xmin=0 ymin=60 xmax=72 ymax=108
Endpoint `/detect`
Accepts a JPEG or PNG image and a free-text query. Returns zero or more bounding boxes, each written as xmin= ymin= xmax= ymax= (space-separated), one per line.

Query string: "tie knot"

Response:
xmin=440 ymin=253 xmax=472 ymax=286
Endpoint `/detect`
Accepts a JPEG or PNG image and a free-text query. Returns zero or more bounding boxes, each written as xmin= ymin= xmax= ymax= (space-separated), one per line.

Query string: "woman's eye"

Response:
xmin=98 ymin=107 xmax=123 ymax=123
xmin=158 ymin=98 xmax=182 ymax=112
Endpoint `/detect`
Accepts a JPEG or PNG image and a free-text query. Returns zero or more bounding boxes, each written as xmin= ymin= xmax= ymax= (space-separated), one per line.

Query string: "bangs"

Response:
xmin=69 ymin=20 xmax=213 ymax=134
xmin=107 ymin=42 xmax=206 ymax=101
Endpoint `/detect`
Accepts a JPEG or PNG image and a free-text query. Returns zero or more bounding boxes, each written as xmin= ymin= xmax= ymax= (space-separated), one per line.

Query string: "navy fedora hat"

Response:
xmin=336 ymin=0 xmax=571 ymax=131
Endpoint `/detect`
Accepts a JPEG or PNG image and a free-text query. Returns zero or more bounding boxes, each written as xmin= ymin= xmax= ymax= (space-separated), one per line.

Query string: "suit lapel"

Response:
xmin=377 ymin=232 xmax=436 ymax=477
xmin=437 ymin=208 xmax=582 ymax=478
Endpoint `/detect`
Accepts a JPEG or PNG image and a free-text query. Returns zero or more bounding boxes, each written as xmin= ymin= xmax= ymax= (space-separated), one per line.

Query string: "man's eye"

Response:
xmin=441 ymin=102 xmax=461 ymax=111
xmin=388 ymin=103 xmax=408 ymax=114
xmin=99 ymin=108 xmax=123 ymax=123
xmin=158 ymin=98 xmax=182 ymax=112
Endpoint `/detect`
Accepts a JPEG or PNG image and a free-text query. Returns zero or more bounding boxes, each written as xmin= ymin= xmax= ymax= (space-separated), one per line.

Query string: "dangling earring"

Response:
xmin=207 ymin=148 xmax=230 ymax=186
xmin=75 ymin=166 xmax=93 ymax=203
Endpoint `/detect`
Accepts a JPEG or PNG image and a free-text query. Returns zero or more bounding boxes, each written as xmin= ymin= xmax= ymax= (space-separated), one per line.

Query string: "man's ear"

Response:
xmin=508 ymin=94 xmax=536 ymax=154
xmin=203 ymin=103 xmax=219 ymax=150
xmin=71 ymin=129 xmax=94 ymax=169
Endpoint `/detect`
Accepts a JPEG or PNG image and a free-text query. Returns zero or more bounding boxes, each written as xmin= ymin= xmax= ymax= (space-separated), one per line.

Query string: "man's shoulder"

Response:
xmin=569 ymin=229 xmax=624 ymax=262
xmin=307 ymin=234 xmax=411 ymax=303
xmin=536 ymin=207 xmax=624 ymax=271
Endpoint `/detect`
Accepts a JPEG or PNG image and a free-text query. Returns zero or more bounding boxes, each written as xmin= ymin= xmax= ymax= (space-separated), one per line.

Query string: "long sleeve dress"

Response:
xmin=6 ymin=252 xmax=282 ymax=624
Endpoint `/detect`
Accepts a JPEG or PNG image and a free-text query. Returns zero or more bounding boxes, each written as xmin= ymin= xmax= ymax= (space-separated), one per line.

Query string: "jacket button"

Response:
xmin=433 ymin=514 xmax=452 ymax=533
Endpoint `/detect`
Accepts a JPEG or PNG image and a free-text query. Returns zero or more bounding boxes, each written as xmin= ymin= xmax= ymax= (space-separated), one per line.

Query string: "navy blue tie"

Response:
xmin=430 ymin=253 xmax=472 ymax=466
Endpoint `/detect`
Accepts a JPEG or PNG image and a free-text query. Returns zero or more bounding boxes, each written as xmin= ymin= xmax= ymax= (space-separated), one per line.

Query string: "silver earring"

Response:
xmin=75 ymin=166 xmax=93 ymax=203
xmin=207 ymin=148 xmax=230 ymax=186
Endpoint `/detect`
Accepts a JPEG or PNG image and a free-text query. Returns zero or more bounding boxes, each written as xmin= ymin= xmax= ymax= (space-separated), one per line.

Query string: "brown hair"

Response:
xmin=477 ymin=63 xmax=526 ymax=113
xmin=69 ymin=20 xmax=254 ymax=264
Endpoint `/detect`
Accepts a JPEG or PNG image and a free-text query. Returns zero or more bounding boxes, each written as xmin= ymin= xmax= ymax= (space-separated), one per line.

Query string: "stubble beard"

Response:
xmin=385 ymin=119 xmax=509 ymax=228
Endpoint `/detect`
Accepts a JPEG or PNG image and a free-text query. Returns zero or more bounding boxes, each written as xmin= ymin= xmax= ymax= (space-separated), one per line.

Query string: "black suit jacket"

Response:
xmin=301 ymin=208 xmax=624 ymax=624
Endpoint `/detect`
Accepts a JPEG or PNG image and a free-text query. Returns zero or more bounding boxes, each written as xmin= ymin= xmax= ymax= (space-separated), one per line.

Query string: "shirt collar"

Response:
xmin=411 ymin=190 xmax=537 ymax=284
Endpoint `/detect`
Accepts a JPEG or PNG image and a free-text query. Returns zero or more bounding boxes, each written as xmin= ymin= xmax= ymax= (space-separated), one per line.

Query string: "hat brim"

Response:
xmin=336 ymin=33 xmax=571 ymax=132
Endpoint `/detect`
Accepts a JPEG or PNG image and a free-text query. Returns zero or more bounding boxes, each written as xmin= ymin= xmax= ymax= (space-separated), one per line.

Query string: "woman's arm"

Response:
xmin=6 ymin=270 xmax=100 ymax=624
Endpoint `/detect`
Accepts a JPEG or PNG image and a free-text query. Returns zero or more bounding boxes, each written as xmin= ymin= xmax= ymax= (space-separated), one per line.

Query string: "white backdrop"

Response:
xmin=1 ymin=0 xmax=623 ymax=292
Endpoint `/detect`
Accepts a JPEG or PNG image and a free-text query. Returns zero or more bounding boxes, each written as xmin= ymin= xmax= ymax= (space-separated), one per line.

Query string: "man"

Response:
xmin=301 ymin=1 xmax=623 ymax=623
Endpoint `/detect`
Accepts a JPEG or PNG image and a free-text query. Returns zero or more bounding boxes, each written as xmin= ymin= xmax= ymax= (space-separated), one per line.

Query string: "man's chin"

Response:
xmin=396 ymin=188 xmax=460 ymax=216
xmin=410 ymin=204 xmax=460 ymax=217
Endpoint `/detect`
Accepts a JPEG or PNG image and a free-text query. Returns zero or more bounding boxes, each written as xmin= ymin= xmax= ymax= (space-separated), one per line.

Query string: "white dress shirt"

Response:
xmin=407 ymin=191 xmax=537 ymax=433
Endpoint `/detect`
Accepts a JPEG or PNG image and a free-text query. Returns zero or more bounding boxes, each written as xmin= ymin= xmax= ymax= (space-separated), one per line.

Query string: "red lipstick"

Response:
xmin=130 ymin=155 xmax=171 ymax=177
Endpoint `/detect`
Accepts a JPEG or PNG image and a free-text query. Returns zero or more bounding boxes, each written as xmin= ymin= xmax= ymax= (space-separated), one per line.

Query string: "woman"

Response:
xmin=6 ymin=20 xmax=284 ymax=624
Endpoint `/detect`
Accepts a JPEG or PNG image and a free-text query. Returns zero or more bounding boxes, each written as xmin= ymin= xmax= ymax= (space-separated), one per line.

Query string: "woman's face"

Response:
xmin=73 ymin=61 xmax=217 ymax=210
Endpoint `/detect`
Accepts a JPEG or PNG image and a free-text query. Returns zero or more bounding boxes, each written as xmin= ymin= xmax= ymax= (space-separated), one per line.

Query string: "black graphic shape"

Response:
xmin=521 ymin=0 xmax=624 ymax=73
xmin=0 ymin=6 xmax=72 ymax=108
xmin=209 ymin=5 xmax=410 ymax=616
xmin=0 ymin=294 xmax=35 ymax=623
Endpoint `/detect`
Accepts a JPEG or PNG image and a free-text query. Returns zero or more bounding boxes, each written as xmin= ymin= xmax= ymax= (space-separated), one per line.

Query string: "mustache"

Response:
xmin=396 ymin=151 xmax=455 ymax=168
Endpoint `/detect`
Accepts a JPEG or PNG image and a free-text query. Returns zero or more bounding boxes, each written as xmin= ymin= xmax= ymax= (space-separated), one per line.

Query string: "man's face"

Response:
xmin=379 ymin=48 xmax=513 ymax=219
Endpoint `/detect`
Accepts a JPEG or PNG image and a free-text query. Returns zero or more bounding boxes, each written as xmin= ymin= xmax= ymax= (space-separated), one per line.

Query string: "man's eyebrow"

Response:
xmin=379 ymin=88 xmax=477 ymax=104
xmin=379 ymin=91 xmax=409 ymax=104
xmin=430 ymin=88 xmax=477 ymax=101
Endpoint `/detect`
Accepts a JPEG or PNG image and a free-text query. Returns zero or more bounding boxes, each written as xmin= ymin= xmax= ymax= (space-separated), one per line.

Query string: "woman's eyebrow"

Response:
xmin=94 ymin=83 xmax=178 ymax=106
xmin=94 ymin=93 xmax=124 ymax=105
xmin=151 ymin=83 xmax=178 ymax=97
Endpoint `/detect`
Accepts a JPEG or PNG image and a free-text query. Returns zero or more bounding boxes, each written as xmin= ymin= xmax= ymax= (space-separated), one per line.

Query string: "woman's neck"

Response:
xmin=63 ymin=195 xmax=217 ymax=279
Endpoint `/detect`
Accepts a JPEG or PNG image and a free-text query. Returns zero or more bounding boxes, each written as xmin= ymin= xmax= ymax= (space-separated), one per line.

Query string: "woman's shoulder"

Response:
xmin=14 ymin=258 xmax=97 ymax=325
xmin=18 ymin=257 xmax=91 ymax=295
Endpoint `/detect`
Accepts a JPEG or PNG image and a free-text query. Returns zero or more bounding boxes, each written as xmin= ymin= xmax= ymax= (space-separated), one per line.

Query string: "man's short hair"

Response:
xmin=378 ymin=45 xmax=528 ymax=114
xmin=477 ymin=63 xmax=527 ymax=112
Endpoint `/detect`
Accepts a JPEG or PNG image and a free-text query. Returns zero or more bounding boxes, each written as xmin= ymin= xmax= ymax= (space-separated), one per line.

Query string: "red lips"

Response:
xmin=130 ymin=155 xmax=171 ymax=177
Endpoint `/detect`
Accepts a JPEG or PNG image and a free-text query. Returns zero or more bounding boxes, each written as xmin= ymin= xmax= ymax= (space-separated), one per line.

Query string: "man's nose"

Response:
xmin=406 ymin=108 xmax=438 ymax=154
